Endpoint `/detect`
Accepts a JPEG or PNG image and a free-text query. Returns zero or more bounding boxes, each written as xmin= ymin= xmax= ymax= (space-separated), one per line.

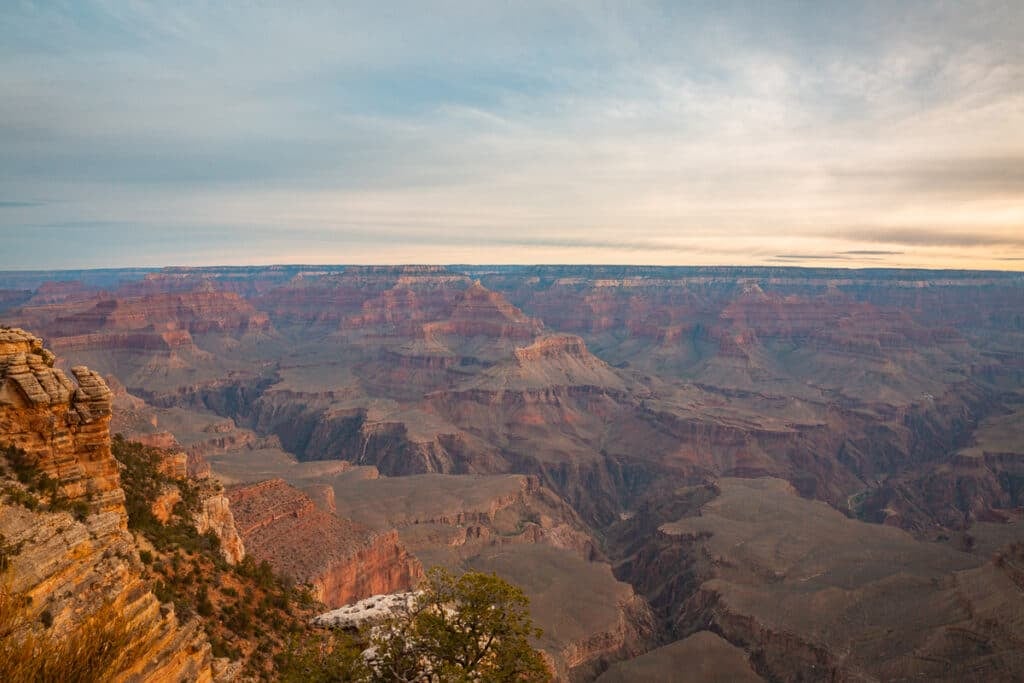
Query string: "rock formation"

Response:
xmin=192 ymin=481 xmax=246 ymax=565
xmin=620 ymin=478 xmax=1024 ymax=681
xmin=4 ymin=264 xmax=1024 ymax=680
xmin=595 ymin=631 xmax=763 ymax=683
xmin=226 ymin=478 xmax=423 ymax=607
xmin=0 ymin=327 xmax=213 ymax=682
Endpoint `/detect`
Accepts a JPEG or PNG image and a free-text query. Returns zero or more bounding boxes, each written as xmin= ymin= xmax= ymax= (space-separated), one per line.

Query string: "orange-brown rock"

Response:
xmin=513 ymin=334 xmax=590 ymax=363
xmin=9 ymin=289 xmax=272 ymax=359
xmin=49 ymin=290 xmax=270 ymax=337
xmin=421 ymin=280 xmax=543 ymax=342
xmin=147 ymin=446 xmax=245 ymax=565
xmin=642 ymin=478 xmax=1024 ymax=681
xmin=0 ymin=327 xmax=124 ymax=517
xmin=192 ymin=483 xmax=246 ymax=565
xmin=151 ymin=483 xmax=182 ymax=523
xmin=226 ymin=478 xmax=422 ymax=607
xmin=0 ymin=328 xmax=213 ymax=681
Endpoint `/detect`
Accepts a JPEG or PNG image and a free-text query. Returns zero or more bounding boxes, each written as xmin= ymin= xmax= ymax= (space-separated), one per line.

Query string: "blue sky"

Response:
xmin=1 ymin=1 xmax=1022 ymax=269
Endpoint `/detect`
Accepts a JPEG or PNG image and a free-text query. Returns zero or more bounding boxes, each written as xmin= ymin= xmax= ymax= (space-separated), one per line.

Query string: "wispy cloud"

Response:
xmin=0 ymin=201 xmax=44 ymax=208
xmin=841 ymin=228 xmax=1024 ymax=249
xmin=0 ymin=1 xmax=1022 ymax=269
xmin=774 ymin=254 xmax=846 ymax=260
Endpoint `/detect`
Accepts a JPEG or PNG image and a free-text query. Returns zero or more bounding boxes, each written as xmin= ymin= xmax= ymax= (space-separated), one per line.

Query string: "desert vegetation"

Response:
xmin=0 ymin=583 xmax=153 ymax=683
xmin=112 ymin=436 xmax=551 ymax=680
xmin=280 ymin=567 xmax=551 ymax=682
xmin=0 ymin=443 xmax=89 ymax=520
xmin=113 ymin=435 xmax=330 ymax=677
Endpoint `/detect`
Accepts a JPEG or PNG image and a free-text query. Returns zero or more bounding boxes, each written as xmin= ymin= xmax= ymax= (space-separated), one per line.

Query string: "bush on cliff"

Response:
xmin=275 ymin=631 xmax=368 ymax=682
xmin=112 ymin=434 xmax=221 ymax=555
xmin=1 ymin=442 xmax=89 ymax=519
xmin=112 ymin=435 xmax=333 ymax=678
xmin=366 ymin=567 xmax=550 ymax=682
xmin=0 ymin=584 xmax=152 ymax=683
xmin=277 ymin=567 xmax=551 ymax=681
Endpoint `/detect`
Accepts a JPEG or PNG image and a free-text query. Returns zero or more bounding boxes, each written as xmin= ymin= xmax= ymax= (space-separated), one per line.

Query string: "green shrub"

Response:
xmin=370 ymin=567 xmax=551 ymax=682
xmin=275 ymin=631 xmax=367 ymax=683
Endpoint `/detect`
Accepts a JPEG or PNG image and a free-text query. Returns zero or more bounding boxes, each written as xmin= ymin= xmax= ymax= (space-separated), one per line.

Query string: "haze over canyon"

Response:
xmin=2 ymin=264 xmax=1023 ymax=680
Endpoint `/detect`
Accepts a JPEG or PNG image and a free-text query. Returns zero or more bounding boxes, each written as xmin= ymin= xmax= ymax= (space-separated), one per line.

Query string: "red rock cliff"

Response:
xmin=227 ymin=478 xmax=423 ymax=607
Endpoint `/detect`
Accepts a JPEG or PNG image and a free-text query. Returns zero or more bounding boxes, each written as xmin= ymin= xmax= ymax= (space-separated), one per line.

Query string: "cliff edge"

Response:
xmin=0 ymin=327 xmax=214 ymax=682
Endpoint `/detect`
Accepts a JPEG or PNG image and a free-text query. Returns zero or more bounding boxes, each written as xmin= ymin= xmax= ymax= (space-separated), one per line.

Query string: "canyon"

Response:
xmin=1 ymin=264 xmax=1023 ymax=681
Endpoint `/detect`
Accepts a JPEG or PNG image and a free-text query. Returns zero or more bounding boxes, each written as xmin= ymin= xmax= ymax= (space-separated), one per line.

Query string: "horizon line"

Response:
xmin=1 ymin=263 xmax=1023 ymax=276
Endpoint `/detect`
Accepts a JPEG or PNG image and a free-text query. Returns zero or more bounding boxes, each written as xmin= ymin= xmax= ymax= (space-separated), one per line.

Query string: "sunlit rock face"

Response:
xmin=0 ymin=328 xmax=214 ymax=682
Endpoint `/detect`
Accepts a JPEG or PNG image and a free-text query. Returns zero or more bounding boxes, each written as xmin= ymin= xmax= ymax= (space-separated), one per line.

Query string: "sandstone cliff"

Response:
xmin=227 ymin=478 xmax=423 ymax=607
xmin=191 ymin=485 xmax=246 ymax=565
xmin=0 ymin=327 xmax=213 ymax=682
xmin=148 ymin=446 xmax=246 ymax=565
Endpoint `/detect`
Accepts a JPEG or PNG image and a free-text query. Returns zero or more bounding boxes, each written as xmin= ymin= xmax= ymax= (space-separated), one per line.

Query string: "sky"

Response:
xmin=1 ymin=1 xmax=1022 ymax=270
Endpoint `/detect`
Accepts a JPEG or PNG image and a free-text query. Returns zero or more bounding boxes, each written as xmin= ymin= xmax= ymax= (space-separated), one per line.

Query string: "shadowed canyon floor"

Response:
xmin=2 ymin=264 xmax=1024 ymax=680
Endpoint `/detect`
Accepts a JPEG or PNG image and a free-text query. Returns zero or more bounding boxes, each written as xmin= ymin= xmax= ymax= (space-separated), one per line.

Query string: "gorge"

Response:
xmin=2 ymin=264 xmax=1023 ymax=681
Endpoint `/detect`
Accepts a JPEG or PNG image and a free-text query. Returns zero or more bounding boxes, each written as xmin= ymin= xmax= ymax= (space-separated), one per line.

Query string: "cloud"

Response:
xmin=0 ymin=1 xmax=1022 ymax=269
xmin=839 ymin=228 xmax=1024 ymax=249
xmin=0 ymin=201 xmax=44 ymax=208
xmin=828 ymin=156 xmax=1024 ymax=199
xmin=773 ymin=254 xmax=846 ymax=260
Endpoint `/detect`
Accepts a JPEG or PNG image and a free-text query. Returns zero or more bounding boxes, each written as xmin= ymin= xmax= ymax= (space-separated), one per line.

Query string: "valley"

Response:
xmin=2 ymin=264 xmax=1023 ymax=681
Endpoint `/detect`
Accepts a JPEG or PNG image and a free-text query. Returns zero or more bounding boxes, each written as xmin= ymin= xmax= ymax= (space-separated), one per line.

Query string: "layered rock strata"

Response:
xmin=151 ymin=447 xmax=246 ymax=564
xmin=640 ymin=478 xmax=1024 ymax=681
xmin=226 ymin=478 xmax=423 ymax=607
xmin=0 ymin=327 xmax=213 ymax=681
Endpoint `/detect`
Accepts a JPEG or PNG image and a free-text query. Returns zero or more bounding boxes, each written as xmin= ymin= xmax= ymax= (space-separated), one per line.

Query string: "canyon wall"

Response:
xmin=227 ymin=478 xmax=423 ymax=607
xmin=0 ymin=328 xmax=213 ymax=682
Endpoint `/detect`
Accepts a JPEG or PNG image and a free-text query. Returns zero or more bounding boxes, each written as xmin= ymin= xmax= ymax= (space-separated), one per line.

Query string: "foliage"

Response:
xmin=0 ymin=583 xmax=154 ymax=683
xmin=0 ymin=533 xmax=24 ymax=573
xmin=1 ymin=442 xmax=90 ymax=519
xmin=112 ymin=434 xmax=177 ymax=528
xmin=1 ymin=443 xmax=42 ymax=488
xmin=112 ymin=434 xmax=222 ymax=554
xmin=275 ymin=631 xmax=369 ymax=682
xmin=113 ymin=435 xmax=331 ymax=678
xmin=370 ymin=567 xmax=551 ymax=682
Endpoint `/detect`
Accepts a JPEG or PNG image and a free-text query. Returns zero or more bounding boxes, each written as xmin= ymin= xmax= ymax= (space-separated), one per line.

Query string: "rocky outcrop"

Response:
xmin=226 ymin=478 xmax=422 ymax=607
xmin=0 ymin=327 xmax=124 ymax=517
xmin=0 ymin=328 xmax=213 ymax=681
xmin=312 ymin=591 xmax=417 ymax=630
xmin=48 ymin=290 xmax=271 ymax=338
xmin=646 ymin=478 xmax=1024 ymax=681
xmin=144 ymin=446 xmax=245 ymax=565
xmin=0 ymin=503 xmax=214 ymax=682
xmin=8 ymin=289 xmax=272 ymax=360
xmin=331 ymin=472 xmax=601 ymax=563
xmin=255 ymin=266 xmax=467 ymax=328
xmin=192 ymin=484 xmax=246 ymax=565
xmin=596 ymin=631 xmax=764 ymax=683
xmin=465 ymin=544 xmax=656 ymax=682
xmin=421 ymin=280 xmax=544 ymax=342
xmin=561 ymin=593 xmax=657 ymax=682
